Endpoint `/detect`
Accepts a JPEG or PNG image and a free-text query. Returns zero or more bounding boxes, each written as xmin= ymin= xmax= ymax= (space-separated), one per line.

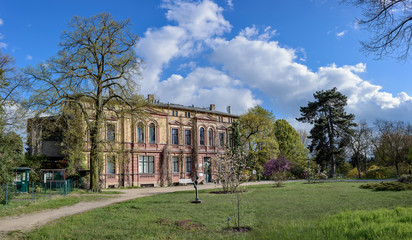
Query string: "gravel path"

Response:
xmin=0 ymin=181 xmax=270 ymax=235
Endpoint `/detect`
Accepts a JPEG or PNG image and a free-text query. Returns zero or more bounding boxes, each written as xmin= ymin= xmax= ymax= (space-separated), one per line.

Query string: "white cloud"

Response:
xmin=353 ymin=20 xmax=360 ymax=30
xmin=210 ymin=27 xmax=412 ymax=121
xmin=163 ymin=0 xmax=231 ymax=40
xmin=239 ymin=25 xmax=276 ymax=41
xmin=155 ymin=67 xmax=261 ymax=114
xmin=135 ymin=0 xmax=231 ymax=94
xmin=178 ymin=61 xmax=197 ymax=70
xmin=227 ymin=0 xmax=234 ymax=9
xmin=0 ymin=18 xmax=3 ymax=26
xmin=0 ymin=42 xmax=7 ymax=49
xmin=336 ymin=30 xmax=347 ymax=38
xmin=26 ymin=55 xmax=33 ymax=60
xmin=134 ymin=0 xmax=412 ymax=123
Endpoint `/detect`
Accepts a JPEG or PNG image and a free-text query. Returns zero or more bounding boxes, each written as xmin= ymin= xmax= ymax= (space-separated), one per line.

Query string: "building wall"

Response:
xmin=82 ymin=102 xmax=238 ymax=188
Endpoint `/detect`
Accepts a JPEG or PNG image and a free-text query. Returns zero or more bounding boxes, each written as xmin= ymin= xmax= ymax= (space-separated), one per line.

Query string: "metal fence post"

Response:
xmin=49 ymin=181 xmax=51 ymax=200
xmin=32 ymin=182 xmax=34 ymax=202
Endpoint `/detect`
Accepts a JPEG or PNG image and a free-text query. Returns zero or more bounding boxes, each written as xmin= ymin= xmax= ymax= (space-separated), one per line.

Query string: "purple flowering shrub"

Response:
xmin=263 ymin=156 xmax=292 ymax=187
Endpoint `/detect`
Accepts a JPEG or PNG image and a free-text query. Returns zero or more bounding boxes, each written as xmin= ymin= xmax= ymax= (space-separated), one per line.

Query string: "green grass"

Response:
xmin=319 ymin=207 xmax=412 ymax=240
xmin=0 ymin=194 xmax=115 ymax=217
xmin=21 ymin=182 xmax=412 ymax=239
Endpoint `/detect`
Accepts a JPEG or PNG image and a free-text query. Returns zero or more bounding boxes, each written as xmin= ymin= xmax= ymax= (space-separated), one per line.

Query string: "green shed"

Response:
xmin=14 ymin=167 xmax=31 ymax=193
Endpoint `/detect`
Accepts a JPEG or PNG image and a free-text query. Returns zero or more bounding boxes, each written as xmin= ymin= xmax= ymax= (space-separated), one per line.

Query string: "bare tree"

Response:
xmin=0 ymin=51 xmax=30 ymax=131
xmin=25 ymin=13 xmax=146 ymax=192
xmin=298 ymin=129 xmax=310 ymax=148
xmin=348 ymin=121 xmax=372 ymax=178
xmin=346 ymin=0 xmax=412 ymax=59
xmin=211 ymin=148 xmax=248 ymax=193
xmin=373 ymin=120 xmax=412 ymax=176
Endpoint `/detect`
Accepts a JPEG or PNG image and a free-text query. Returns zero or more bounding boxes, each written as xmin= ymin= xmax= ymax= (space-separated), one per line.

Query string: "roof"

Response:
xmin=14 ymin=167 xmax=31 ymax=171
xmin=150 ymin=102 xmax=239 ymax=118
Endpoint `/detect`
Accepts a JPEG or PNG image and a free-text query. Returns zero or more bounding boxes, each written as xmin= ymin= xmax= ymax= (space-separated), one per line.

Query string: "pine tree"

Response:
xmin=297 ymin=88 xmax=356 ymax=177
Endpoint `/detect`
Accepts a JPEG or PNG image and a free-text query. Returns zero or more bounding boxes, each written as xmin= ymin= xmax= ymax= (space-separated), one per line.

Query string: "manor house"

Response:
xmin=28 ymin=94 xmax=238 ymax=188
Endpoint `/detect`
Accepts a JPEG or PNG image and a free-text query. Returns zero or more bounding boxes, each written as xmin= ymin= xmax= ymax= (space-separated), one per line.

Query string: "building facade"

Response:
xmin=29 ymin=95 xmax=238 ymax=188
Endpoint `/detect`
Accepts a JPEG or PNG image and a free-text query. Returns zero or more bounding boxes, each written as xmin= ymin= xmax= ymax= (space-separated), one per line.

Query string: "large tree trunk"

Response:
xmin=356 ymin=156 xmax=362 ymax=178
xmin=89 ymin=121 xmax=101 ymax=192
xmin=327 ymin=108 xmax=335 ymax=178
xmin=90 ymin=96 xmax=103 ymax=192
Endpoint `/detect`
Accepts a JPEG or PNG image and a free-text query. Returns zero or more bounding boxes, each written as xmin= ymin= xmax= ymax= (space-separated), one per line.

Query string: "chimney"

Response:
xmin=227 ymin=106 xmax=231 ymax=114
xmin=147 ymin=94 xmax=154 ymax=103
xmin=210 ymin=104 xmax=215 ymax=111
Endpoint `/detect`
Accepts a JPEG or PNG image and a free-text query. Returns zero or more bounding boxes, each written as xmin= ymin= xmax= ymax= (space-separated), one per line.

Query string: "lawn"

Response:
xmin=22 ymin=182 xmax=412 ymax=239
xmin=0 ymin=193 xmax=117 ymax=217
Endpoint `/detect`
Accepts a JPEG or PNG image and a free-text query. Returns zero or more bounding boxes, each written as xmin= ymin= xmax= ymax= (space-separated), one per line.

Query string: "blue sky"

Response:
xmin=0 ymin=0 xmax=411 ymax=129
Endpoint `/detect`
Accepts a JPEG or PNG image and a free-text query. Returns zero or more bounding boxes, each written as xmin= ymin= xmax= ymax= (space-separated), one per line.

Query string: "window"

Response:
xmin=107 ymin=156 xmax=115 ymax=174
xmin=172 ymin=156 xmax=179 ymax=173
xmin=218 ymin=116 xmax=223 ymax=122
xmin=137 ymin=122 xmax=145 ymax=143
xmin=186 ymin=157 xmax=191 ymax=173
xmin=185 ymin=112 xmax=191 ymax=118
xmin=139 ymin=156 xmax=154 ymax=173
xmin=172 ymin=128 xmax=179 ymax=145
xmin=172 ymin=110 xmax=178 ymax=116
xmin=107 ymin=124 xmax=115 ymax=142
xmin=219 ymin=133 xmax=224 ymax=147
xmin=200 ymin=127 xmax=205 ymax=145
xmin=208 ymin=128 xmax=214 ymax=146
xmin=228 ymin=133 xmax=233 ymax=148
xmin=185 ymin=129 xmax=191 ymax=145
xmin=149 ymin=123 xmax=156 ymax=143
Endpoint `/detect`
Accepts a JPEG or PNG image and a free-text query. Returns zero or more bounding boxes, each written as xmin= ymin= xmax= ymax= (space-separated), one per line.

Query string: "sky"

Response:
xmin=0 ymin=0 xmax=411 ymax=130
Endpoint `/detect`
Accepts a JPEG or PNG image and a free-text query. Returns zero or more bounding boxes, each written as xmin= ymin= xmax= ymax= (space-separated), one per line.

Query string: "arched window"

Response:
xmin=137 ymin=122 xmax=145 ymax=143
xmin=208 ymin=128 xmax=214 ymax=146
xmin=200 ymin=127 xmax=205 ymax=146
xmin=149 ymin=123 xmax=156 ymax=143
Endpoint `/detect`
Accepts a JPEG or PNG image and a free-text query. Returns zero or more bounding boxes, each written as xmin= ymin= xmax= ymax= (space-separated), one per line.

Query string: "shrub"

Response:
xmin=363 ymin=165 xmax=396 ymax=179
xmin=315 ymin=165 xmax=328 ymax=180
xmin=347 ymin=167 xmax=363 ymax=178
xmin=364 ymin=168 xmax=387 ymax=179
xmin=337 ymin=162 xmax=352 ymax=176
xmin=360 ymin=182 xmax=412 ymax=191
xmin=398 ymin=174 xmax=412 ymax=184
xmin=263 ymin=156 xmax=291 ymax=187
xmin=289 ymin=164 xmax=305 ymax=179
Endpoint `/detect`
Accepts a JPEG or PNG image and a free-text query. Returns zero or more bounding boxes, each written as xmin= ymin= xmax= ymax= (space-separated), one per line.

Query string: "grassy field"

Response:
xmin=0 ymin=194 xmax=116 ymax=217
xmin=20 ymin=182 xmax=412 ymax=239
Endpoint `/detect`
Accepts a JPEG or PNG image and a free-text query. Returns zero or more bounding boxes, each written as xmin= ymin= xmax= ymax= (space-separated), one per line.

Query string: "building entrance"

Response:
xmin=203 ymin=157 xmax=211 ymax=183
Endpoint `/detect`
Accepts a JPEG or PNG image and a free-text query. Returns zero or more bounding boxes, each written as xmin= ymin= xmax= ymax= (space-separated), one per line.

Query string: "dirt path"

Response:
xmin=0 ymin=181 xmax=270 ymax=235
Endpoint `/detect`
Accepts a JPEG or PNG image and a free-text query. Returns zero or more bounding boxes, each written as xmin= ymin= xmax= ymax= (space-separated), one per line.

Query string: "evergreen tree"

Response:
xmin=297 ymin=88 xmax=356 ymax=177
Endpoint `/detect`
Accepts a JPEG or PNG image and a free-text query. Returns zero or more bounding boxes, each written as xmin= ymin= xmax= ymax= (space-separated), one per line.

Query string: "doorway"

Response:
xmin=203 ymin=157 xmax=211 ymax=183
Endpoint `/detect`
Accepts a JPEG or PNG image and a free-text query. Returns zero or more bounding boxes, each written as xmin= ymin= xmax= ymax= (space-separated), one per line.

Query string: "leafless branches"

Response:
xmin=348 ymin=0 xmax=412 ymax=59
